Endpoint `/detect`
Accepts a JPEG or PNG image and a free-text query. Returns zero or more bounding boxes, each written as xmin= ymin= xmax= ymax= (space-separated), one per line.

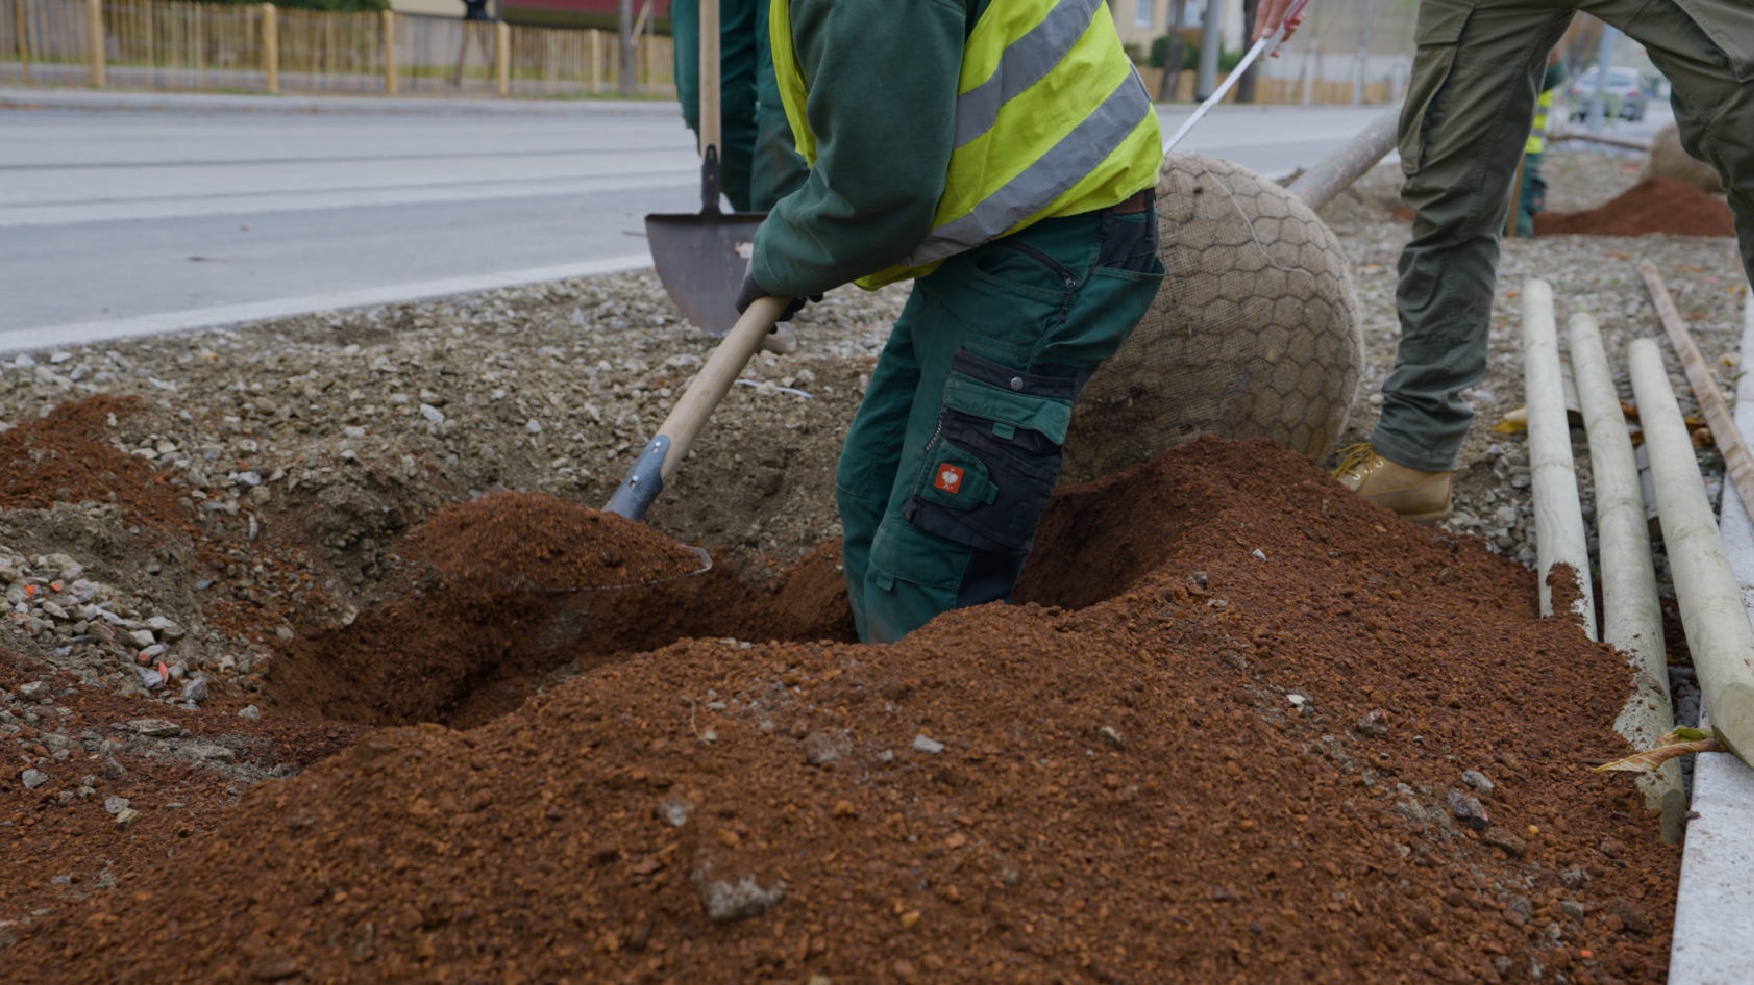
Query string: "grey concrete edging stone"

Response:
xmin=1671 ymin=286 xmax=1754 ymax=985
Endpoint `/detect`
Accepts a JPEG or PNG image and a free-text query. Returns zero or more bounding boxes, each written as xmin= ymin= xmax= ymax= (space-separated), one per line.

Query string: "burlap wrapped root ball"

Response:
xmin=1641 ymin=121 xmax=1724 ymax=193
xmin=1062 ymin=154 xmax=1363 ymax=484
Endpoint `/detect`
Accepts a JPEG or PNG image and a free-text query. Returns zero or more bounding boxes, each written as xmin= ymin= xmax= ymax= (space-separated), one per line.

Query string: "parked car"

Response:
xmin=1567 ymin=66 xmax=1650 ymax=122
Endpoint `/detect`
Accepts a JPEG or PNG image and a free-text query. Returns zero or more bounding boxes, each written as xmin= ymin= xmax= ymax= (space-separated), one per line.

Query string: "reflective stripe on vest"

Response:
xmin=1526 ymin=89 xmax=1553 ymax=156
xmin=769 ymin=0 xmax=1162 ymax=289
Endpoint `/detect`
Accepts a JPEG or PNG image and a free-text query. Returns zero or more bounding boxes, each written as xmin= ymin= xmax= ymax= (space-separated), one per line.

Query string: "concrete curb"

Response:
xmin=0 ymin=254 xmax=653 ymax=357
xmin=1671 ymin=286 xmax=1754 ymax=985
xmin=0 ymin=85 xmax=681 ymax=117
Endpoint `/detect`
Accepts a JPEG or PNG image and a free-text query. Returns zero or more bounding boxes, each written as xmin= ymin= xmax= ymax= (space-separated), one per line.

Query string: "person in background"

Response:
xmin=670 ymin=0 xmax=806 ymax=212
xmin=737 ymin=0 xmax=1209 ymax=643
xmin=1252 ymin=0 xmax=1754 ymax=523
xmin=1516 ymin=48 xmax=1567 ymax=238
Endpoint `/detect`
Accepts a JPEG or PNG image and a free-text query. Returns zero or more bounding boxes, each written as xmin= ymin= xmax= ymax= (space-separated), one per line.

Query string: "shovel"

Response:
xmin=604 ymin=294 xmax=791 ymax=521
xmin=646 ymin=0 xmax=764 ymax=337
xmin=409 ymin=296 xmax=787 ymax=597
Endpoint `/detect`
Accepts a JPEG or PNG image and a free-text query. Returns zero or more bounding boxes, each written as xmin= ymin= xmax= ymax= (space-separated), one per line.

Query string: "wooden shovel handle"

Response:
xmin=656 ymin=294 xmax=789 ymax=480
xmin=699 ymin=0 xmax=720 ymax=158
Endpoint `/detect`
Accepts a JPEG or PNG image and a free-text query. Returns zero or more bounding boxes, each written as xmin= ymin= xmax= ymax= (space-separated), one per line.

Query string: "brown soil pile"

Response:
xmin=265 ymin=543 xmax=858 ymax=730
xmin=404 ymin=491 xmax=707 ymax=592
xmin=0 ymin=396 xmax=187 ymax=527
xmin=1535 ymin=176 xmax=1734 ymax=238
xmin=4 ymin=438 xmax=1677 ymax=985
xmin=0 ymin=653 xmax=366 ymax=930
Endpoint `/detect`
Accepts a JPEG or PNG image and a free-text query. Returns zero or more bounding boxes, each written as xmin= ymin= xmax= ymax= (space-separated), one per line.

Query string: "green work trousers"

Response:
xmin=1516 ymin=151 xmax=1546 ymax=237
xmin=671 ymin=0 xmax=807 ymax=213
xmin=1378 ymin=0 xmax=1754 ymax=473
xmin=837 ymin=203 xmax=1166 ymax=644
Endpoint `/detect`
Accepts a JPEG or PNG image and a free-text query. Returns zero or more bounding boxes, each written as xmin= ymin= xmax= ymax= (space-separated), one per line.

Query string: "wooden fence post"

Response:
xmin=494 ymin=20 xmax=508 ymax=96
xmin=86 ymin=0 xmax=105 ymax=86
xmin=382 ymin=9 xmax=396 ymax=94
xmin=589 ymin=28 xmax=600 ymax=94
xmin=15 ymin=0 xmax=30 ymax=84
xmin=262 ymin=3 xmax=277 ymax=94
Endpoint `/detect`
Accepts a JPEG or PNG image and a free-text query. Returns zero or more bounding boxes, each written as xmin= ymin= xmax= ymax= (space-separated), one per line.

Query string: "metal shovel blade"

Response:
xmin=645 ymin=211 xmax=765 ymax=337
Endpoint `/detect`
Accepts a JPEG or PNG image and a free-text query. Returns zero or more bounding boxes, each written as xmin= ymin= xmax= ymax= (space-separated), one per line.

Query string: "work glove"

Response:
xmin=735 ymin=267 xmax=819 ymax=323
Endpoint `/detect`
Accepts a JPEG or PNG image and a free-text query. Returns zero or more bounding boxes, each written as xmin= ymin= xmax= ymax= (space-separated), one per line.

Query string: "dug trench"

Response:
xmin=2 ymin=428 xmax=1678 ymax=983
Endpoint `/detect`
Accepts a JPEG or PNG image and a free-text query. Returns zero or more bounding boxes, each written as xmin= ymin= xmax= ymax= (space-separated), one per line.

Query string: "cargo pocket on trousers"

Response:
xmin=900 ymin=350 xmax=1075 ymax=556
xmin=1398 ymin=0 xmax=1472 ymax=177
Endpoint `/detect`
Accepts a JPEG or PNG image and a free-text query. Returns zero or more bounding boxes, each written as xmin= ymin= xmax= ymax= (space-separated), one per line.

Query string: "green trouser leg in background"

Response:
xmin=749 ymin=0 xmax=808 ymax=211
xmin=836 ymin=205 xmax=1165 ymax=644
xmin=671 ymin=0 xmax=759 ymax=213
xmin=1378 ymin=0 xmax=1754 ymax=474
xmin=1515 ymin=151 xmax=1545 ymax=238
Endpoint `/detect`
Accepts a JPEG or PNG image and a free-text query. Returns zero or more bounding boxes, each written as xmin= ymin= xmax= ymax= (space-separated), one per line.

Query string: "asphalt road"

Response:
xmin=0 ymin=90 xmax=1667 ymax=351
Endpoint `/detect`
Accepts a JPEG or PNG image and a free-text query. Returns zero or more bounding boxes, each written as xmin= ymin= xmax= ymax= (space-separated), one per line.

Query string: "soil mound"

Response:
xmin=404 ymin=491 xmax=707 ymax=591
xmin=1535 ymin=176 xmax=1733 ymax=238
xmin=0 ymin=396 xmax=186 ymax=527
xmin=5 ymin=438 xmax=1676 ymax=984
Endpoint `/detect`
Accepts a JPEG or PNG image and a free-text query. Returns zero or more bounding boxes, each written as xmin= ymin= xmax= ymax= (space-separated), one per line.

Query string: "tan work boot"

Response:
xmin=1332 ymin=443 xmax=1453 ymax=525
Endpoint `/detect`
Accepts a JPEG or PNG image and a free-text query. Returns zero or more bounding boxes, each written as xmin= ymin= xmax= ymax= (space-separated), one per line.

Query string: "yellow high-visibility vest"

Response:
xmin=769 ymin=0 xmax=1163 ymax=289
xmin=1526 ymin=88 xmax=1554 ymax=156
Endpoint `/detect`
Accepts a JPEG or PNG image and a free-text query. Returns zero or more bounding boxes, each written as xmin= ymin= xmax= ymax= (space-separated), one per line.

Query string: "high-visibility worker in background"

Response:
xmin=1517 ymin=49 xmax=1568 ymax=237
xmin=737 ymin=0 xmax=1234 ymax=644
xmin=671 ymin=0 xmax=807 ymax=212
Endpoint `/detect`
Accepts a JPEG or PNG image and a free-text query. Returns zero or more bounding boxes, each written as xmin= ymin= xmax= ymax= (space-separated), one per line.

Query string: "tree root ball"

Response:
xmin=1641 ymin=122 xmax=1723 ymax=194
xmin=1064 ymin=154 xmax=1363 ymax=484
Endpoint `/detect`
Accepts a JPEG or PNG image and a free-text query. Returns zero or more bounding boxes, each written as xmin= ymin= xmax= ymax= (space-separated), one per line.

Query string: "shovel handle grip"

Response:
xmin=602 ymin=295 xmax=786 ymax=520
xmin=656 ymin=294 xmax=789 ymax=480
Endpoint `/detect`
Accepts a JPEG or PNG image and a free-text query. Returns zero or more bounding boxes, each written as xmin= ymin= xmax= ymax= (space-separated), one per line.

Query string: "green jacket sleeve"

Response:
xmin=751 ymin=0 xmax=969 ymax=298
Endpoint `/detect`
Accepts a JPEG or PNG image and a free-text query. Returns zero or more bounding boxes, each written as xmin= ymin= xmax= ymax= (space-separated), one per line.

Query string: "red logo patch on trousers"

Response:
xmin=934 ymin=464 xmax=965 ymax=495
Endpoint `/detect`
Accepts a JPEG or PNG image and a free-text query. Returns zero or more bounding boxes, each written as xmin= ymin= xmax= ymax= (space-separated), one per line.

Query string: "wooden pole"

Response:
xmin=86 ymin=0 xmax=105 ymax=86
xmin=1287 ymin=104 xmax=1400 ymax=211
xmin=1570 ymin=311 xmax=1685 ymax=843
xmin=494 ymin=20 xmax=508 ymax=95
xmin=382 ymin=9 xmax=396 ymax=94
xmin=1628 ymin=339 xmax=1754 ymax=767
xmin=17 ymin=0 xmax=31 ymax=84
xmin=1549 ymin=129 xmax=1648 ymax=151
xmin=589 ymin=27 xmax=600 ymax=94
xmin=262 ymin=3 xmax=277 ymax=94
xmin=1522 ymin=279 xmax=1597 ymax=636
xmin=1641 ymin=260 xmax=1754 ymax=514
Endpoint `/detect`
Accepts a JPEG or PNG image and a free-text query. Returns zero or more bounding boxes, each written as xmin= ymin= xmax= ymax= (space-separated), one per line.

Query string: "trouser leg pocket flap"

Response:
xmin=915 ymin=446 xmax=996 ymax=510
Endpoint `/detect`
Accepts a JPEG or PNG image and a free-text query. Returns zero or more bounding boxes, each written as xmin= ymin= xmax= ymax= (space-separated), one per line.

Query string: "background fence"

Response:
xmin=1 ymin=0 xmax=1400 ymax=103
xmin=1261 ymin=0 xmax=1420 ymax=105
xmin=1131 ymin=0 xmax=1418 ymax=106
xmin=0 ymin=0 xmax=675 ymax=95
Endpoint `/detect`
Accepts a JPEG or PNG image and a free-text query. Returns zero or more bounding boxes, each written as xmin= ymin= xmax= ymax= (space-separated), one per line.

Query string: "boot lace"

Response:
xmin=1331 ymin=442 xmax=1380 ymax=478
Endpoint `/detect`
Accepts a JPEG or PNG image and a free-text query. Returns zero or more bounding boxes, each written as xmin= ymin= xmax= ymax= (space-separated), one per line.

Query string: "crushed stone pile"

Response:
xmin=4 ymin=439 xmax=1676 ymax=985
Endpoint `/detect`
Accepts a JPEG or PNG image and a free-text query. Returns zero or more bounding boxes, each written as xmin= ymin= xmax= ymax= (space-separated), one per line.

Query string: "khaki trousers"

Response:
xmin=1375 ymin=0 xmax=1754 ymax=473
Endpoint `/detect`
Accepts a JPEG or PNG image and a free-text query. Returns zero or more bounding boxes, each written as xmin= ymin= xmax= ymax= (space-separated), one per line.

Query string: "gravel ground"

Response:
xmin=0 ymin=147 xmax=1745 ymax=723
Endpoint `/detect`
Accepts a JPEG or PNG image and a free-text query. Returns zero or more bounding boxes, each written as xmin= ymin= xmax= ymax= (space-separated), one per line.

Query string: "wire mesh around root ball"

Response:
xmin=1063 ymin=154 xmax=1364 ymax=485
